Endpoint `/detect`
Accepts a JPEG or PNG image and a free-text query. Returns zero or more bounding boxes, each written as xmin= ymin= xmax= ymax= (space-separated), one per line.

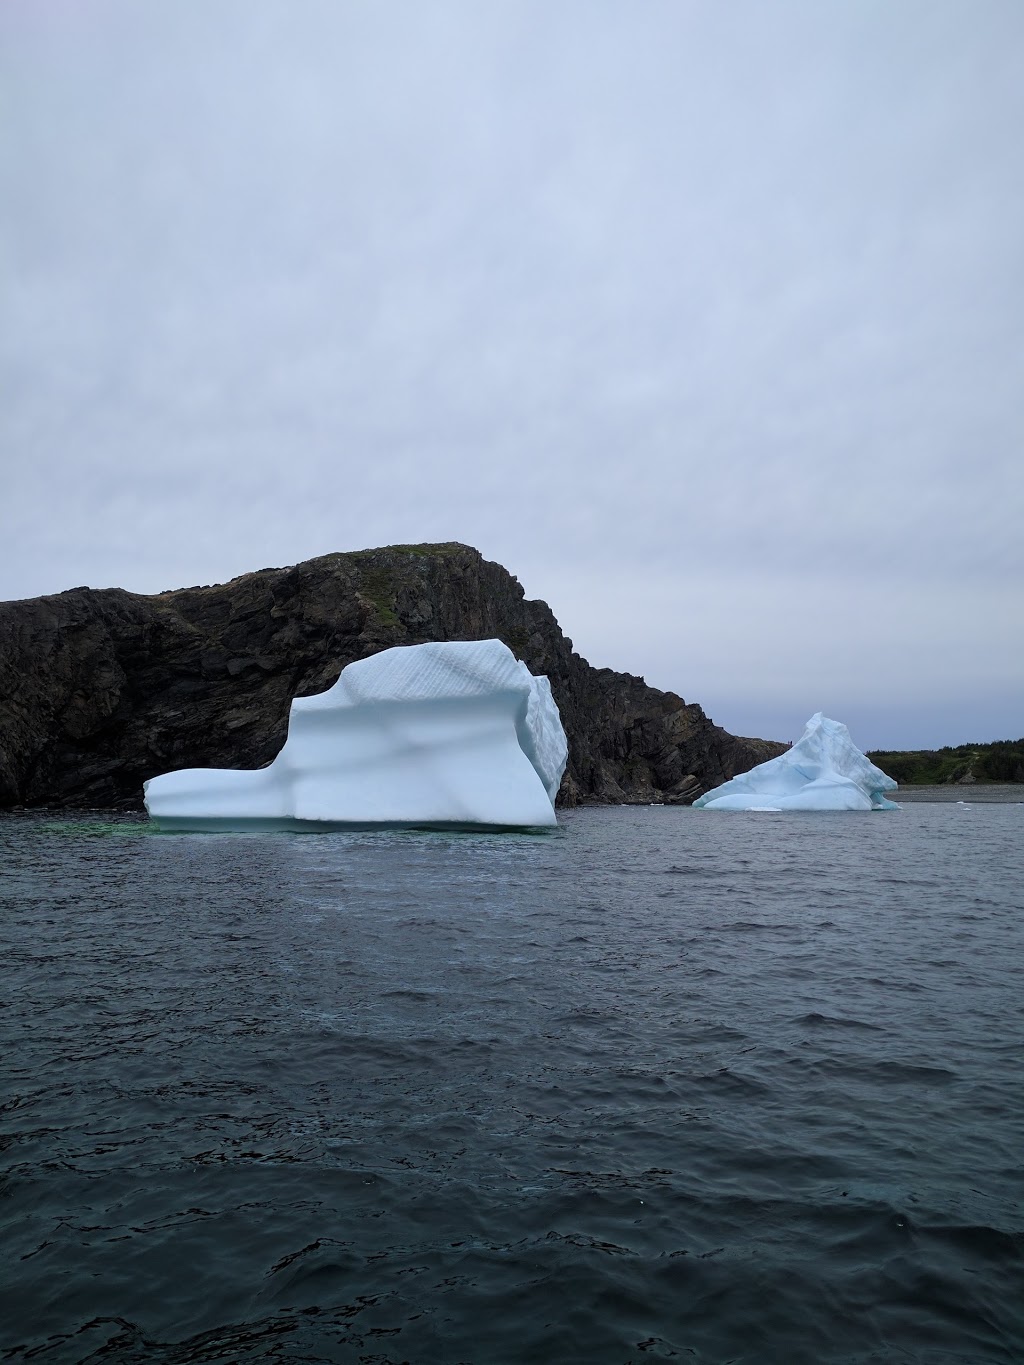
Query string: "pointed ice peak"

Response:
xmin=694 ymin=713 xmax=899 ymax=811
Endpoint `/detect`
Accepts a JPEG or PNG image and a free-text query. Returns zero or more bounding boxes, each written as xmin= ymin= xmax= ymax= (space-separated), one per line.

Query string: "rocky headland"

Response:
xmin=0 ymin=543 xmax=784 ymax=811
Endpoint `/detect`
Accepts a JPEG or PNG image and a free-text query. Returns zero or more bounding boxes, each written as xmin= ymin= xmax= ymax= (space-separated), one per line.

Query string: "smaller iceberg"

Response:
xmin=144 ymin=639 xmax=568 ymax=831
xmin=694 ymin=713 xmax=899 ymax=811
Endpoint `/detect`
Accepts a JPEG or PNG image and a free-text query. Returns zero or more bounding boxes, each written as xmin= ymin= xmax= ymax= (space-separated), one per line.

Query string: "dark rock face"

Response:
xmin=0 ymin=543 xmax=784 ymax=810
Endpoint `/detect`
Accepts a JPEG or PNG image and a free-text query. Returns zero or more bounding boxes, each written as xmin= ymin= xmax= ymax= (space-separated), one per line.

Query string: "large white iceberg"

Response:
xmin=144 ymin=639 xmax=568 ymax=831
xmin=693 ymin=712 xmax=899 ymax=811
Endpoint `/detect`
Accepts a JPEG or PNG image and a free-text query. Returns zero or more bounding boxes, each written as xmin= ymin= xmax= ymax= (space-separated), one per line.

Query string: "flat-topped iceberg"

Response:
xmin=694 ymin=712 xmax=899 ymax=811
xmin=144 ymin=639 xmax=568 ymax=831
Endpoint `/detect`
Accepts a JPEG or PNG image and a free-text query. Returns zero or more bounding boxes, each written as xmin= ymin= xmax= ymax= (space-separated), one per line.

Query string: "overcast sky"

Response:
xmin=2 ymin=1 xmax=1022 ymax=749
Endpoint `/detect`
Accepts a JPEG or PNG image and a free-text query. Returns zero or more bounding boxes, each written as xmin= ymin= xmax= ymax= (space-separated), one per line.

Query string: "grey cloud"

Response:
xmin=1 ymin=0 xmax=1021 ymax=747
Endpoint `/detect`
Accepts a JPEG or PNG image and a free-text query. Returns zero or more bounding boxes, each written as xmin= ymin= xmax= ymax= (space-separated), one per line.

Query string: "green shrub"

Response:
xmin=867 ymin=739 xmax=1024 ymax=784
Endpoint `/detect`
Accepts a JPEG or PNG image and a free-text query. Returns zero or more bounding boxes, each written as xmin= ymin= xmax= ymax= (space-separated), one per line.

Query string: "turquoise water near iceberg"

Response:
xmin=1 ymin=803 xmax=1022 ymax=1363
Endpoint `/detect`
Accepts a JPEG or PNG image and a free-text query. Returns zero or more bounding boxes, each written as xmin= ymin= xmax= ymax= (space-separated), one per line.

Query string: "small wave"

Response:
xmin=816 ymin=1057 xmax=959 ymax=1085
xmin=920 ymin=1221 xmax=1024 ymax=1262
xmin=695 ymin=1067 xmax=773 ymax=1097
xmin=795 ymin=1011 xmax=884 ymax=1032
xmin=720 ymin=919 xmax=789 ymax=932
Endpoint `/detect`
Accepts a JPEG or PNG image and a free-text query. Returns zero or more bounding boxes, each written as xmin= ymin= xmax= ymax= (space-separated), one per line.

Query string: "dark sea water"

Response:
xmin=2 ymin=803 xmax=1023 ymax=1364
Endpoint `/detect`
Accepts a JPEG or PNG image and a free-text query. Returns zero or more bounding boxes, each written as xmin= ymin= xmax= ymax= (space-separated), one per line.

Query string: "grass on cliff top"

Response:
xmin=867 ymin=739 xmax=1024 ymax=785
xmin=347 ymin=542 xmax=472 ymax=560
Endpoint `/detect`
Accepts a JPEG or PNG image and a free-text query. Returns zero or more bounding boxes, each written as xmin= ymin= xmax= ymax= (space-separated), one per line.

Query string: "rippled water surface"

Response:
xmin=2 ymin=804 xmax=1023 ymax=1363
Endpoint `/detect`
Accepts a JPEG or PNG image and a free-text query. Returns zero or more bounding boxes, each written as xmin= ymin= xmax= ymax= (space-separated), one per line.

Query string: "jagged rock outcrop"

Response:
xmin=0 ymin=543 xmax=784 ymax=810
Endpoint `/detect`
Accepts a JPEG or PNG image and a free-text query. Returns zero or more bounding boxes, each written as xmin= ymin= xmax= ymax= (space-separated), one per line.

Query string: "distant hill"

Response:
xmin=867 ymin=740 xmax=1024 ymax=786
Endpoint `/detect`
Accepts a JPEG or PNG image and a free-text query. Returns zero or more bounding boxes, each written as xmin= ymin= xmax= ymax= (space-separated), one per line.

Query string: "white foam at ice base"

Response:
xmin=144 ymin=640 xmax=568 ymax=831
xmin=694 ymin=712 xmax=900 ymax=812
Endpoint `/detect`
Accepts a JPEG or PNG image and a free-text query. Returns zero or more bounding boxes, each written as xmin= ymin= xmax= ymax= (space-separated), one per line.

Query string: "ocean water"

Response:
xmin=1 ymin=803 xmax=1022 ymax=1364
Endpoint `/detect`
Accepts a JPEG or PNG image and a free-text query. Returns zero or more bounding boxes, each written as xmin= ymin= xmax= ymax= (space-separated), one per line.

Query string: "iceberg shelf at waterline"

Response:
xmin=694 ymin=712 xmax=899 ymax=811
xmin=144 ymin=639 xmax=568 ymax=831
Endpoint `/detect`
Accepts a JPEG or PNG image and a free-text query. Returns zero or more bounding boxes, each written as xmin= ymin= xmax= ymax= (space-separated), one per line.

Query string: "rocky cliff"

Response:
xmin=0 ymin=543 xmax=783 ymax=810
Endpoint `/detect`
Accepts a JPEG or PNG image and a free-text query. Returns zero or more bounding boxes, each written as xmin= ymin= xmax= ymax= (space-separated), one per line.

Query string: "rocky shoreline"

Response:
xmin=891 ymin=783 xmax=1023 ymax=803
